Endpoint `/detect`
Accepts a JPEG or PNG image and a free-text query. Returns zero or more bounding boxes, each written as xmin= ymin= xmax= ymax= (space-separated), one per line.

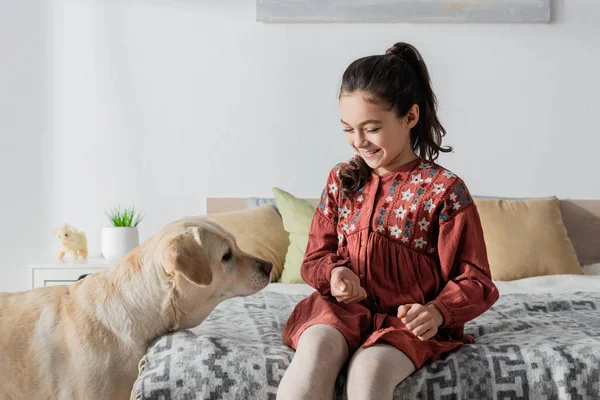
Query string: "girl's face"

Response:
xmin=340 ymin=91 xmax=419 ymax=176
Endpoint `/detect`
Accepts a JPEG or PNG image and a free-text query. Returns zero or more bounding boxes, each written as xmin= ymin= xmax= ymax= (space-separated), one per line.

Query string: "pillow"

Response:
xmin=583 ymin=263 xmax=600 ymax=276
xmin=558 ymin=200 xmax=600 ymax=266
xmin=206 ymin=205 xmax=289 ymax=282
xmin=246 ymin=197 xmax=280 ymax=216
xmin=272 ymin=187 xmax=318 ymax=284
xmin=473 ymin=197 xmax=583 ymax=281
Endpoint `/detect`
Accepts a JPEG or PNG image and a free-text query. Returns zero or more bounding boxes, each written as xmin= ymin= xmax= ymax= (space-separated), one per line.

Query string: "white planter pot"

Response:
xmin=101 ymin=227 xmax=139 ymax=261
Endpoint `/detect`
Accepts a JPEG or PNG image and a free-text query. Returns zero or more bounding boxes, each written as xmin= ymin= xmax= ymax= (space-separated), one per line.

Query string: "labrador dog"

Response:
xmin=0 ymin=217 xmax=272 ymax=400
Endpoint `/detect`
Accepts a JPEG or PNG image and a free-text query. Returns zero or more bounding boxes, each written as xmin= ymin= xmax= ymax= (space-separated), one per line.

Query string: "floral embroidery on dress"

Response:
xmin=339 ymin=205 xmax=351 ymax=219
xmin=424 ymin=199 xmax=435 ymax=213
xmin=439 ymin=181 xmax=473 ymax=223
xmin=414 ymin=237 xmax=427 ymax=249
xmin=455 ymin=183 xmax=472 ymax=205
xmin=443 ymin=170 xmax=455 ymax=179
xmin=440 ymin=204 xmax=448 ymax=222
xmin=318 ymin=189 xmax=327 ymax=214
xmin=394 ymin=206 xmax=406 ymax=219
xmin=324 ymin=160 xmax=472 ymax=254
xmin=411 ymin=174 xmax=424 ymax=185
xmin=403 ymin=220 xmax=413 ymax=237
xmin=386 ymin=182 xmax=398 ymax=202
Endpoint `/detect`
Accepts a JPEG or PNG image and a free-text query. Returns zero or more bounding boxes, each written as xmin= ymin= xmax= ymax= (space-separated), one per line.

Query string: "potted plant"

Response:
xmin=101 ymin=205 xmax=144 ymax=261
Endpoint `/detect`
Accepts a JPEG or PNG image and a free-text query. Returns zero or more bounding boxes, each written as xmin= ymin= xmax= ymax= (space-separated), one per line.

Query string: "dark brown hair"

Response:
xmin=338 ymin=42 xmax=451 ymax=198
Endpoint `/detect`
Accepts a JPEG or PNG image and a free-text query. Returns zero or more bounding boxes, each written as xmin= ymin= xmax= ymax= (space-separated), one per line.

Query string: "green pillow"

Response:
xmin=272 ymin=187 xmax=318 ymax=283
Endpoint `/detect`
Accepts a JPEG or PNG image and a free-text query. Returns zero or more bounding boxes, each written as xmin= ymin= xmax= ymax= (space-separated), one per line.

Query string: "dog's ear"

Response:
xmin=163 ymin=227 xmax=213 ymax=286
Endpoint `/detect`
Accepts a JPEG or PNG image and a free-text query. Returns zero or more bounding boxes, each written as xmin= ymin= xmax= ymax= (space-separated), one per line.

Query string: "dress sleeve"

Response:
xmin=428 ymin=181 xmax=500 ymax=328
xmin=300 ymin=166 xmax=351 ymax=296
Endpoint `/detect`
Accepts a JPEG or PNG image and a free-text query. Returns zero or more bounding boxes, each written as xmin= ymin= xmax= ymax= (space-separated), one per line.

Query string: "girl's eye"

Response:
xmin=366 ymin=128 xmax=380 ymax=133
xmin=343 ymin=128 xmax=353 ymax=133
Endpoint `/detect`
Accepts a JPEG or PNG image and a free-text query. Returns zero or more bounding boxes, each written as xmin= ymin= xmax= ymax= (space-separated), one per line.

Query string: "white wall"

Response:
xmin=0 ymin=1 xmax=47 ymax=292
xmin=2 ymin=0 xmax=599 ymax=292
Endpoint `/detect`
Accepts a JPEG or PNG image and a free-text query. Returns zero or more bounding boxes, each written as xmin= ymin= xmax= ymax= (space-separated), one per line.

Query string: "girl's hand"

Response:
xmin=397 ymin=303 xmax=444 ymax=341
xmin=330 ymin=267 xmax=367 ymax=304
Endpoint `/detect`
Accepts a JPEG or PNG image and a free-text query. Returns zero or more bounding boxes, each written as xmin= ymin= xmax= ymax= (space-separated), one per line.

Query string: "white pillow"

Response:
xmin=583 ymin=263 xmax=600 ymax=276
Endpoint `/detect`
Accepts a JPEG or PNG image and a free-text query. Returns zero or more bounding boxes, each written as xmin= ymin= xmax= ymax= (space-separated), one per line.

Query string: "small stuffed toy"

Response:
xmin=52 ymin=224 xmax=88 ymax=260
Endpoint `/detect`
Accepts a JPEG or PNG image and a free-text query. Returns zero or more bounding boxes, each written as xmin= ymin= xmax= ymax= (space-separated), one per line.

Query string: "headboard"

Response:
xmin=206 ymin=198 xmax=600 ymax=266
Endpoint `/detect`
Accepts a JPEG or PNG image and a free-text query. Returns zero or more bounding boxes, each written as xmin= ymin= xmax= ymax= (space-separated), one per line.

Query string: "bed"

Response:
xmin=131 ymin=198 xmax=600 ymax=400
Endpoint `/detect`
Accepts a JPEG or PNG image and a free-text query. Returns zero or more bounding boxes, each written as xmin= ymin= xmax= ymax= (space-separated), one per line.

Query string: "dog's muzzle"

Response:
xmin=261 ymin=261 xmax=273 ymax=276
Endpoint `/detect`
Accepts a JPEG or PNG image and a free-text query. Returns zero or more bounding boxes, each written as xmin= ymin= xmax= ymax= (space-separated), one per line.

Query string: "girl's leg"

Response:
xmin=345 ymin=344 xmax=415 ymax=400
xmin=277 ymin=324 xmax=349 ymax=400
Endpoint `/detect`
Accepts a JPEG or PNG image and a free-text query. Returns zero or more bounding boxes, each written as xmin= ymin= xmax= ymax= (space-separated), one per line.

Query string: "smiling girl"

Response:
xmin=277 ymin=42 xmax=499 ymax=400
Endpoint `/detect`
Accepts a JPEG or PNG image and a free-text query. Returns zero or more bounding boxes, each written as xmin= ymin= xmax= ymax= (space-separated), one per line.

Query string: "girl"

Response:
xmin=277 ymin=42 xmax=499 ymax=400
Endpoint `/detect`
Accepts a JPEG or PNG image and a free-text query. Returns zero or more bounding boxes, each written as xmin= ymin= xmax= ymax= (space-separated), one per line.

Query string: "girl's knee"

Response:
xmin=279 ymin=325 xmax=349 ymax=400
xmin=346 ymin=347 xmax=413 ymax=400
xmin=298 ymin=324 xmax=349 ymax=363
xmin=347 ymin=345 xmax=415 ymax=387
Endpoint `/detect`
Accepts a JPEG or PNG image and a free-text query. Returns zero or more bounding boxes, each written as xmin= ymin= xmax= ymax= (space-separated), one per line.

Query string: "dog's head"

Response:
xmin=153 ymin=217 xmax=272 ymax=328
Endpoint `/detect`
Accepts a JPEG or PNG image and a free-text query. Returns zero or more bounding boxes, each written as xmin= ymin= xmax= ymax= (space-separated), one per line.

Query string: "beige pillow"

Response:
xmin=474 ymin=197 xmax=583 ymax=281
xmin=206 ymin=205 xmax=289 ymax=282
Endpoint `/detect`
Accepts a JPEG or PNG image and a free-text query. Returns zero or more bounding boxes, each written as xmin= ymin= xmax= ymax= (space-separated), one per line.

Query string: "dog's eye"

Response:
xmin=64 ymin=234 xmax=68 ymax=237
xmin=222 ymin=250 xmax=232 ymax=262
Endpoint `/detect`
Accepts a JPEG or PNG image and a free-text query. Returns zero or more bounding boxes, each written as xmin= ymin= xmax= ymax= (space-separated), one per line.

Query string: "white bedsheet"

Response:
xmin=264 ymin=263 xmax=600 ymax=296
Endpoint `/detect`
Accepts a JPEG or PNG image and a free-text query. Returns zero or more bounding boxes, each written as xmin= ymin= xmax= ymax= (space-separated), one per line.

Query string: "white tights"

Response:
xmin=277 ymin=324 xmax=415 ymax=400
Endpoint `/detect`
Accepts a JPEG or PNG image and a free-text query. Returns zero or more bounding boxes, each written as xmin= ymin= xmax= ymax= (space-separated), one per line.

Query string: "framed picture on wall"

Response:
xmin=256 ymin=0 xmax=551 ymax=24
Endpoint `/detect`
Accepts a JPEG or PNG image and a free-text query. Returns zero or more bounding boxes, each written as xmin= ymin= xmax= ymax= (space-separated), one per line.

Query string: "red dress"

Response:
xmin=282 ymin=158 xmax=499 ymax=369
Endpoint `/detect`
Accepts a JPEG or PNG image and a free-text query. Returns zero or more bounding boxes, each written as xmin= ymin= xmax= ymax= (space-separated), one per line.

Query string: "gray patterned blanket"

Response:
xmin=131 ymin=291 xmax=600 ymax=400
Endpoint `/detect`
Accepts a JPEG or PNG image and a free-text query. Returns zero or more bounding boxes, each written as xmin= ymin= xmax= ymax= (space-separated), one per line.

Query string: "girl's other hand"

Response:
xmin=330 ymin=267 xmax=367 ymax=304
xmin=397 ymin=303 xmax=444 ymax=341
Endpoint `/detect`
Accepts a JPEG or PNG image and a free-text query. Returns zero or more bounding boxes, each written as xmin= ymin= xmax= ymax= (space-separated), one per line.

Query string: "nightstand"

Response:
xmin=28 ymin=258 xmax=114 ymax=289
